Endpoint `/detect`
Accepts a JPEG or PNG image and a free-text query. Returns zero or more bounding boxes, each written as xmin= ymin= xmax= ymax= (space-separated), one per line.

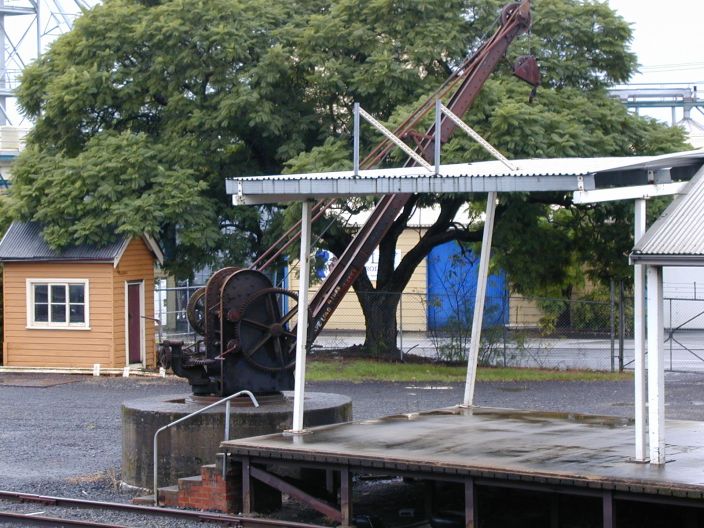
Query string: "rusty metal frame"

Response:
xmin=241 ymin=459 xmax=353 ymax=526
xmin=234 ymin=453 xmax=659 ymax=528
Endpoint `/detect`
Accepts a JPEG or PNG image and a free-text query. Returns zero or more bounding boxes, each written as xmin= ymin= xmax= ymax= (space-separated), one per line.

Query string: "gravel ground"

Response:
xmin=1 ymin=371 xmax=703 ymax=526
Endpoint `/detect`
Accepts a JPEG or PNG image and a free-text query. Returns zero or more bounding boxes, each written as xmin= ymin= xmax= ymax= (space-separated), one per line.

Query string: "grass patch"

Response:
xmin=306 ymin=359 xmax=632 ymax=383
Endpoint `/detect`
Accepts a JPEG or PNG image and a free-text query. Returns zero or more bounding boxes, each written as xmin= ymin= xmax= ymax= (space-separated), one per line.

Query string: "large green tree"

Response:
xmin=12 ymin=0 xmax=687 ymax=355
xmin=285 ymin=0 xmax=687 ymax=354
xmin=12 ymin=0 xmax=476 ymax=276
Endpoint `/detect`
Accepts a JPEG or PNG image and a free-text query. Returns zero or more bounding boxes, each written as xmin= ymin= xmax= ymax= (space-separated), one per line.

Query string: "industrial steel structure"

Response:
xmin=163 ymin=0 xmax=539 ymax=403
xmin=0 ymin=0 xmax=92 ymax=125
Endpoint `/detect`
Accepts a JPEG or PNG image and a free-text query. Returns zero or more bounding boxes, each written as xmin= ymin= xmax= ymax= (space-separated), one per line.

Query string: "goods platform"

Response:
xmin=221 ymin=406 xmax=704 ymax=527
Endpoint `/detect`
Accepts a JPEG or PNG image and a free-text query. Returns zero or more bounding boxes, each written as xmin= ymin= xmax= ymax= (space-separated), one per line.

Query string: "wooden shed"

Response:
xmin=0 ymin=222 xmax=163 ymax=369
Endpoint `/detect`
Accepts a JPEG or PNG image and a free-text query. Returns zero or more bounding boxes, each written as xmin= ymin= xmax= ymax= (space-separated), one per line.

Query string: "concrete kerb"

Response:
xmin=0 ymin=366 xmax=173 ymax=378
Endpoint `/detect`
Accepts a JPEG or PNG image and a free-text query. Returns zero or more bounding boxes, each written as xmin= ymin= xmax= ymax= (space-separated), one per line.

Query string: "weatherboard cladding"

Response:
xmin=0 ymin=221 xmax=127 ymax=262
xmin=632 ymin=167 xmax=704 ymax=261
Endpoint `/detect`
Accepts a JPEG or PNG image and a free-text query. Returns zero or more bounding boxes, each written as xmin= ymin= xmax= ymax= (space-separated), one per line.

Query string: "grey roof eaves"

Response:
xmin=629 ymin=164 xmax=704 ymax=265
xmin=0 ymin=221 xmax=164 ymax=265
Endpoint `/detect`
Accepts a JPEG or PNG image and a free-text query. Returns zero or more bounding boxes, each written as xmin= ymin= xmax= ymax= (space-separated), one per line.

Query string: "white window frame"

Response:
xmin=26 ymin=278 xmax=91 ymax=330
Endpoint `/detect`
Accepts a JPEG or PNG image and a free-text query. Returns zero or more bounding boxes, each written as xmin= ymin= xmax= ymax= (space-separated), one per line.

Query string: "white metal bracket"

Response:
xmin=438 ymin=103 xmax=518 ymax=172
xmin=353 ymin=103 xmax=433 ymax=173
xmin=352 ymin=100 xmax=518 ymax=175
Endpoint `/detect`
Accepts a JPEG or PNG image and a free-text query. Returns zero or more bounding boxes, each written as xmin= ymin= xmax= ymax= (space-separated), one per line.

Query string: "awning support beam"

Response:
xmin=353 ymin=102 xmax=433 ymax=172
xmin=634 ymin=199 xmax=648 ymax=461
xmin=291 ymin=200 xmax=313 ymax=433
xmin=647 ymin=265 xmax=665 ymax=464
xmin=462 ymin=191 xmax=497 ymax=407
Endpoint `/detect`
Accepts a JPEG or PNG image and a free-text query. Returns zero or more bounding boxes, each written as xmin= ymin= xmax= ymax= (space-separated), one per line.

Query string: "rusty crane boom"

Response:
xmin=162 ymin=1 xmax=539 ymax=396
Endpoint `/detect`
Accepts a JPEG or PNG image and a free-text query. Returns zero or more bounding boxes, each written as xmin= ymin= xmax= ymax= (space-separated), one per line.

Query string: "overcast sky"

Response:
xmin=607 ymin=0 xmax=704 ymax=85
xmin=6 ymin=1 xmax=704 ymax=127
xmin=606 ymin=0 xmax=704 ymax=125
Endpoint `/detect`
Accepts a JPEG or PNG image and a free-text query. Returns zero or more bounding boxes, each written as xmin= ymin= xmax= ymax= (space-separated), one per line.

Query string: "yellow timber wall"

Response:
xmin=112 ymin=238 xmax=157 ymax=368
xmin=2 ymin=237 xmax=156 ymax=368
xmin=3 ymin=262 xmax=115 ymax=368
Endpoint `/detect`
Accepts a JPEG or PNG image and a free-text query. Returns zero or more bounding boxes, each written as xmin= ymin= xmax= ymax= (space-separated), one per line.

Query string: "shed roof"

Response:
xmin=228 ymin=150 xmax=704 ymax=205
xmin=630 ymin=166 xmax=704 ymax=266
xmin=0 ymin=221 xmax=164 ymax=265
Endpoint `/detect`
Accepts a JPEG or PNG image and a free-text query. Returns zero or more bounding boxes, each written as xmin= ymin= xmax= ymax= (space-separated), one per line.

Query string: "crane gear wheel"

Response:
xmin=186 ymin=287 xmax=206 ymax=335
xmin=235 ymin=287 xmax=300 ymax=373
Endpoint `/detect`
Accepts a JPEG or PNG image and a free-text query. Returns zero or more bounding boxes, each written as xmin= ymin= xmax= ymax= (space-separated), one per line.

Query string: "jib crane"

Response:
xmin=161 ymin=0 xmax=539 ymax=396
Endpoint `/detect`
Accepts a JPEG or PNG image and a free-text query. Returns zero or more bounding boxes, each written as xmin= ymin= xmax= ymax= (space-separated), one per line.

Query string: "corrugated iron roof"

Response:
xmin=236 ymin=153 xmax=698 ymax=182
xmin=631 ymin=166 xmax=704 ymax=265
xmin=0 ymin=221 xmax=128 ymax=262
xmin=228 ymin=150 xmax=704 ymax=205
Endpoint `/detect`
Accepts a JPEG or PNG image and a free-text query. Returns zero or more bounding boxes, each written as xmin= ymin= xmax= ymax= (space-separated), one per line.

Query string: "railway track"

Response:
xmin=0 ymin=490 xmax=327 ymax=527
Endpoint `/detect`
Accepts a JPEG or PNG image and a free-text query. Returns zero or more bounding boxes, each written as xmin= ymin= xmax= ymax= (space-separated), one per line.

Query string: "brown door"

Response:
xmin=127 ymin=283 xmax=142 ymax=364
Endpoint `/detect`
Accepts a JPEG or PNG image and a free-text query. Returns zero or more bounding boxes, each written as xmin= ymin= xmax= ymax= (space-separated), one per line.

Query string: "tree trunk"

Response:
xmin=359 ymin=291 xmax=400 ymax=359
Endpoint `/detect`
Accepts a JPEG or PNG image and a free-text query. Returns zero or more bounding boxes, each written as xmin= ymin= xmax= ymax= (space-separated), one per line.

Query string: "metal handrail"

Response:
xmin=153 ymin=390 xmax=259 ymax=505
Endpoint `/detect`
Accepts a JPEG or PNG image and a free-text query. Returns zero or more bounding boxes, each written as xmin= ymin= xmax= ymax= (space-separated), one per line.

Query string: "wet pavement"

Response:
xmin=0 ymin=371 xmax=704 ymax=526
xmin=224 ymin=406 xmax=704 ymax=497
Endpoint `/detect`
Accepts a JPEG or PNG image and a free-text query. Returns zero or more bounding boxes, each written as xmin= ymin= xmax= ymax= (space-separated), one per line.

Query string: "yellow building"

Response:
xmin=0 ymin=222 xmax=163 ymax=368
xmin=290 ymin=226 xmax=429 ymax=332
xmin=287 ymin=207 xmax=540 ymax=334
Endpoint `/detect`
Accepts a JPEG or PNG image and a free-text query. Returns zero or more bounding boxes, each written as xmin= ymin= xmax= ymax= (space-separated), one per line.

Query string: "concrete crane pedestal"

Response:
xmin=121 ymin=391 xmax=352 ymax=489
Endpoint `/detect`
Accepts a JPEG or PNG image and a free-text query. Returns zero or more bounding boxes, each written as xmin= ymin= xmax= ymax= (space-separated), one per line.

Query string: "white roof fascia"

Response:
xmin=142 ymin=234 xmax=165 ymax=265
xmin=629 ymin=164 xmax=704 ymax=265
xmin=113 ymin=235 xmax=165 ymax=267
xmin=112 ymin=237 xmax=132 ymax=268
xmin=572 ymin=181 xmax=689 ymax=204
xmin=227 ymin=151 xmax=704 ymax=205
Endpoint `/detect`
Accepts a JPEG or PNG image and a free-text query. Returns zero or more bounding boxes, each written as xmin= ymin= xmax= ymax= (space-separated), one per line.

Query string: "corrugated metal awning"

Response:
xmin=227 ymin=150 xmax=704 ymax=205
xmin=630 ymin=165 xmax=704 ymax=266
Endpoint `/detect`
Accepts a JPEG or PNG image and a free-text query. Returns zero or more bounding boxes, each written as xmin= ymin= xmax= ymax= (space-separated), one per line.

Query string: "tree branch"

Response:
xmin=376 ymin=195 xmax=419 ymax=286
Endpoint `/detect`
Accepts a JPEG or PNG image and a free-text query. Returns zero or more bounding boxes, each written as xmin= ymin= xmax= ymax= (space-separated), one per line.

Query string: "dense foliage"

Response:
xmin=11 ymin=0 xmax=688 ymax=354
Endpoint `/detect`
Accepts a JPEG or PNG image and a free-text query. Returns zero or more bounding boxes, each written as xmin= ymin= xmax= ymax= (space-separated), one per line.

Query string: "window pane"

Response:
xmin=34 ymin=303 xmax=48 ymax=322
xmin=34 ymin=285 xmax=48 ymax=303
xmin=69 ymin=304 xmax=85 ymax=323
xmin=51 ymin=304 xmax=67 ymax=323
xmin=69 ymin=284 xmax=84 ymax=304
xmin=51 ymin=285 xmax=66 ymax=303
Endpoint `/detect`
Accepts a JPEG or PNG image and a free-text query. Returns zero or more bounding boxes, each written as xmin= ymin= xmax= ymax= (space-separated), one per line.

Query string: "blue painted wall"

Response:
xmin=427 ymin=241 xmax=508 ymax=330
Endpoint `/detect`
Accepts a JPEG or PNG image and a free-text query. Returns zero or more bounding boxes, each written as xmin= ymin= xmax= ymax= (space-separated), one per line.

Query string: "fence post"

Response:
xmin=610 ymin=280 xmax=616 ymax=373
xmin=669 ymin=298 xmax=673 ymax=371
xmin=618 ymin=280 xmax=625 ymax=372
xmin=502 ymin=292 xmax=508 ymax=368
xmin=399 ymin=292 xmax=404 ymax=361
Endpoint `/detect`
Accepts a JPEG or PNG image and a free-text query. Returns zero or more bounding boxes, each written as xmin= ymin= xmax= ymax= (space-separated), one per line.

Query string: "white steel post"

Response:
xmin=353 ymin=103 xmax=360 ymax=176
xmin=633 ymin=199 xmax=647 ymax=461
xmin=646 ymin=265 xmax=665 ymax=464
xmin=463 ymin=192 xmax=498 ymax=407
xmin=291 ymin=200 xmax=312 ymax=433
xmin=434 ymin=98 xmax=442 ymax=175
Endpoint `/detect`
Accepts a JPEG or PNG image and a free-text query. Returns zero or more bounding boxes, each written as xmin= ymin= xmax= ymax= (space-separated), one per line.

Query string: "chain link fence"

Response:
xmin=661 ymin=297 xmax=704 ymax=371
xmin=154 ymin=283 xmax=704 ymax=372
xmin=314 ymin=292 xmax=623 ymax=371
xmin=154 ymin=282 xmax=202 ymax=345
